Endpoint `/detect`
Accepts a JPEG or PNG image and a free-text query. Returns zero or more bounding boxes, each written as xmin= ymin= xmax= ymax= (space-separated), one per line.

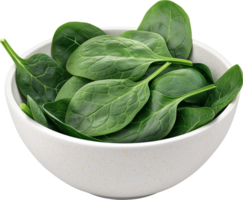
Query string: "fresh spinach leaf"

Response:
xmin=27 ymin=95 xmax=53 ymax=129
xmin=120 ymin=30 xmax=172 ymax=57
xmin=27 ymin=95 xmax=48 ymax=126
xmin=1 ymin=39 xmax=70 ymax=106
xmin=178 ymin=101 xmax=200 ymax=109
xmin=138 ymin=0 xmax=192 ymax=59
xmin=52 ymin=22 xmax=106 ymax=68
xmin=166 ymin=107 xmax=215 ymax=138
xmin=65 ymin=62 xmax=172 ymax=137
xmin=43 ymin=98 xmax=101 ymax=142
xmin=183 ymin=63 xmax=214 ymax=83
xmin=97 ymin=85 xmax=215 ymax=143
xmin=119 ymin=30 xmax=182 ymax=81
xmin=20 ymin=103 xmax=33 ymax=119
xmin=151 ymin=68 xmax=211 ymax=105
xmin=205 ymin=65 xmax=243 ymax=115
xmin=240 ymin=66 xmax=243 ymax=90
xmin=55 ymin=76 xmax=91 ymax=101
xmin=66 ymin=35 xmax=192 ymax=81
xmin=139 ymin=62 xmax=181 ymax=81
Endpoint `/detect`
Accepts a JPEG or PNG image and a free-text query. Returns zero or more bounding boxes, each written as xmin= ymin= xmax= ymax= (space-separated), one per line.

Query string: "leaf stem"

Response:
xmin=181 ymin=84 xmax=216 ymax=100
xmin=160 ymin=56 xmax=192 ymax=66
xmin=141 ymin=62 xmax=171 ymax=84
xmin=20 ymin=103 xmax=33 ymax=119
xmin=0 ymin=39 xmax=22 ymax=66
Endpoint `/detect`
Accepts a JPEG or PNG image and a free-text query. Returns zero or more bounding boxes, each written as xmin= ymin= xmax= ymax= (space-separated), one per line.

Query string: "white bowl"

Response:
xmin=5 ymin=28 xmax=239 ymax=199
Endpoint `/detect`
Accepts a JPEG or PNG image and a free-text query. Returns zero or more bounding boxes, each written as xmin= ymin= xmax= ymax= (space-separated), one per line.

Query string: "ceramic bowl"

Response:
xmin=5 ymin=28 xmax=239 ymax=199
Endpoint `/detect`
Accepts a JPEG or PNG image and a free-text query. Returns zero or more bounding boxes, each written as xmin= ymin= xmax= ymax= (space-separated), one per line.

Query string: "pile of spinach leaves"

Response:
xmin=1 ymin=0 xmax=242 ymax=143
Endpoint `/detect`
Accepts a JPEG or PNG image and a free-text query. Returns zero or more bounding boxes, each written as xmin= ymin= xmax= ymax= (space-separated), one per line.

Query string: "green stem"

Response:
xmin=20 ymin=103 xmax=33 ymax=119
xmin=0 ymin=39 xmax=23 ymax=66
xmin=160 ymin=56 xmax=192 ymax=66
xmin=142 ymin=62 xmax=171 ymax=84
xmin=181 ymin=84 xmax=216 ymax=100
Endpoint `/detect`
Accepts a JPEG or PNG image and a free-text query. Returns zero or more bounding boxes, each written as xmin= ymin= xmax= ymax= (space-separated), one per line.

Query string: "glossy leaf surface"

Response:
xmin=27 ymin=96 xmax=57 ymax=131
xmin=43 ymin=99 xmax=101 ymax=141
xmin=151 ymin=68 xmax=210 ymax=104
xmin=66 ymin=35 xmax=192 ymax=81
xmin=120 ymin=30 xmax=171 ymax=57
xmin=184 ymin=63 xmax=214 ymax=83
xmin=178 ymin=101 xmax=200 ymax=109
xmin=138 ymin=0 xmax=192 ymax=59
xmin=55 ymin=76 xmax=91 ymax=101
xmin=97 ymin=85 xmax=215 ymax=143
xmin=52 ymin=22 xmax=106 ymax=68
xmin=119 ymin=31 xmax=182 ymax=81
xmin=166 ymin=107 xmax=215 ymax=138
xmin=240 ymin=67 xmax=243 ymax=90
xmin=140 ymin=62 xmax=181 ymax=80
xmin=20 ymin=103 xmax=33 ymax=119
xmin=65 ymin=62 xmax=171 ymax=137
xmin=27 ymin=96 xmax=50 ymax=128
xmin=205 ymin=65 xmax=243 ymax=115
xmin=1 ymin=39 xmax=70 ymax=106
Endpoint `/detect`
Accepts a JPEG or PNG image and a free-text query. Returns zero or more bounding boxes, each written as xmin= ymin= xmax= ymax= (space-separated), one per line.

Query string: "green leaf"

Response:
xmin=55 ymin=76 xmax=91 ymax=101
xmin=96 ymin=85 xmax=215 ymax=143
xmin=178 ymin=101 xmax=200 ymax=109
xmin=166 ymin=107 xmax=215 ymax=138
xmin=183 ymin=63 xmax=214 ymax=83
xmin=139 ymin=62 xmax=181 ymax=81
xmin=1 ymin=39 xmax=70 ymax=106
xmin=20 ymin=103 xmax=33 ymax=119
xmin=66 ymin=35 xmax=192 ymax=81
xmin=65 ymin=62 xmax=172 ymax=137
xmin=52 ymin=22 xmax=106 ymax=68
xmin=138 ymin=0 xmax=192 ymax=59
xmin=120 ymin=30 xmax=172 ymax=57
xmin=43 ymin=98 xmax=102 ymax=142
xmin=239 ymin=65 xmax=243 ymax=90
xmin=119 ymin=30 xmax=182 ymax=81
xmin=151 ymin=68 xmax=211 ymax=105
xmin=27 ymin=96 xmax=50 ymax=128
xmin=205 ymin=65 xmax=243 ymax=115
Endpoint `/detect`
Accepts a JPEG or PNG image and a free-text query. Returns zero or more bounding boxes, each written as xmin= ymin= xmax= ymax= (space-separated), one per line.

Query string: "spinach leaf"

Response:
xmin=183 ymin=63 xmax=214 ymax=83
xmin=166 ymin=107 xmax=215 ymax=138
xmin=65 ymin=62 xmax=172 ymax=137
xmin=27 ymin=95 xmax=47 ymax=125
xmin=27 ymin=95 xmax=53 ymax=129
xmin=96 ymin=85 xmax=215 ymax=143
xmin=119 ymin=31 xmax=182 ymax=81
xmin=20 ymin=103 xmax=33 ymax=119
xmin=66 ymin=35 xmax=192 ymax=81
xmin=55 ymin=76 xmax=91 ymax=101
xmin=205 ymin=65 xmax=243 ymax=115
xmin=1 ymin=39 xmax=70 ymax=106
xmin=43 ymin=98 xmax=102 ymax=142
xmin=138 ymin=0 xmax=192 ymax=59
xmin=120 ymin=30 xmax=171 ymax=57
xmin=178 ymin=101 xmax=200 ymax=109
xmin=151 ymin=68 xmax=211 ymax=105
xmin=139 ymin=62 xmax=181 ymax=81
xmin=52 ymin=22 xmax=106 ymax=68
xmin=240 ymin=67 xmax=243 ymax=90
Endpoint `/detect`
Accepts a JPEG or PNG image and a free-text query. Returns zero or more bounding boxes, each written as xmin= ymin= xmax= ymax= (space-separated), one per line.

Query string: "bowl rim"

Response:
xmin=5 ymin=27 xmax=239 ymax=149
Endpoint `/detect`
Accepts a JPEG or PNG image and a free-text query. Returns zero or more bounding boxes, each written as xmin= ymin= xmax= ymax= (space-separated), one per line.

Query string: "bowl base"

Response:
xmin=93 ymin=193 xmax=155 ymax=199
